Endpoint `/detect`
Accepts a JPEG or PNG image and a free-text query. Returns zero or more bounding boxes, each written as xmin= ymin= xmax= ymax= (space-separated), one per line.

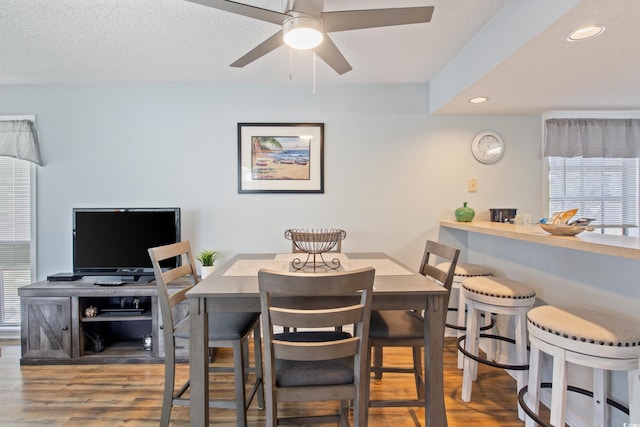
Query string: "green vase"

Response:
xmin=455 ymin=202 xmax=475 ymax=222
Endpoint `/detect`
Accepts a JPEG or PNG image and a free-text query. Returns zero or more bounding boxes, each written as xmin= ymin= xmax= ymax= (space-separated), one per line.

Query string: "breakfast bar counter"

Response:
xmin=440 ymin=219 xmax=640 ymax=260
xmin=439 ymin=218 xmax=640 ymax=426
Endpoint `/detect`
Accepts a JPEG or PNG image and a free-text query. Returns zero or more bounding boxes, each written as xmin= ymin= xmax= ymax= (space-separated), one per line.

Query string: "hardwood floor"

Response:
xmin=0 ymin=338 xmax=528 ymax=426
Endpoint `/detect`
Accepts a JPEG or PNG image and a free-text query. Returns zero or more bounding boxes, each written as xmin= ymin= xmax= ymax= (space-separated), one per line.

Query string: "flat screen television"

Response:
xmin=73 ymin=208 xmax=181 ymax=281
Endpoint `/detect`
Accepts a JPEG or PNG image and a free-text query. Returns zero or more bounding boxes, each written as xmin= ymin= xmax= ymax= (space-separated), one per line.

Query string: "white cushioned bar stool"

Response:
xmin=437 ymin=262 xmax=494 ymax=369
xmin=519 ymin=305 xmax=640 ymax=427
xmin=460 ymin=276 xmax=536 ymax=420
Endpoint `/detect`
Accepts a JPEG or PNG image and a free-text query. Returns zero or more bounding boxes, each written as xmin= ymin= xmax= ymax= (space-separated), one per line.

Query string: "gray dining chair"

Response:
xmin=365 ymin=240 xmax=460 ymax=416
xmin=148 ymin=240 xmax=264 ymax=427
xmin=258 ymin=267 xmax=375 ymax=427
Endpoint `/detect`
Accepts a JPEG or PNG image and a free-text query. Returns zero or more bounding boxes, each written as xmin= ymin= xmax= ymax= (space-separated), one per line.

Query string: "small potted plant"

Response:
xmin=196 ymin=249 xmax=221 ymax=279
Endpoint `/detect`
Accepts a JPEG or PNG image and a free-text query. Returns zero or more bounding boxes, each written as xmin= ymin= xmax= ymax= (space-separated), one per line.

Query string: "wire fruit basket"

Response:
xmin=284 ymin=228 xmax=346 ymax=271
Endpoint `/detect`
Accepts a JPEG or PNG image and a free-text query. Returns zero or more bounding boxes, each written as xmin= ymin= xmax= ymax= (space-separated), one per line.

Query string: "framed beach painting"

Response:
xmin=238 ymin=123 xmax=324 ymax=193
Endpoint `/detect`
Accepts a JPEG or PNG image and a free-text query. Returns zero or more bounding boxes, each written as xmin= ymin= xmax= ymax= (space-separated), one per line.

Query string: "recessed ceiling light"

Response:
xmin=469 ymin=97 xmax=488 ymax=104
xmin=567 ymin=25 xmax=605 ymax=41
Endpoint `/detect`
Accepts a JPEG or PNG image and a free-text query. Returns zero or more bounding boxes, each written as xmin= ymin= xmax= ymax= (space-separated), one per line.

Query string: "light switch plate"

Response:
xmin=468 ymin=178 xmax=478 ymax=192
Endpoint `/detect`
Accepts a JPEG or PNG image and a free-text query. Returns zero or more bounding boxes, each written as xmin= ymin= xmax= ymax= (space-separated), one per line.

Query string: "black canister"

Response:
xmin=490 ymin=208 xmax=517 ymax=223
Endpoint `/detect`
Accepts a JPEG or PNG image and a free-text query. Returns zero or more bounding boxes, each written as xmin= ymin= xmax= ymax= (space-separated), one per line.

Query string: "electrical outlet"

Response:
xmin=468 ymin=178 xmax=478 ymax=192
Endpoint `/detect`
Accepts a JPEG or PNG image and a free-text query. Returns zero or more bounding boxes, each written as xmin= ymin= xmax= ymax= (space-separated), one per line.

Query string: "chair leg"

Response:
xmin=253 ymin=322 xmax=265 ymax=409
xmin=160 ymin=344 xmax=175 ymax=427
xmin=628 ymin=367 xmax=640 ymax=425
xmin=462 ymin=302 xmax=479 ymax=402
xmin=160 ymin=356 xmax=176 ymax=427
xmin=524 ymin=342 xmax=541 ymax=427
xmin=265 ymin=372 xmax=277 ymax=427
xmin=233 ymin=339 xmax=248 ymax=427
xmin=355 ymin=362 xmax=366 ymax=427
xmin=363 ymin=344 xmax=373 ymax=427
xmin=456 ymin=287 xmax=466 ymax=369
xmin=412 ymin=346 xmax=425 ymax=400
xmin=592 ymin=368 xmax=606 ymax=427
xmin=549 ymin=350 xmax=568 ymax=427
xmin=339 ymin=399 xmax=350 ymax=427
xmin=242 ymin=339 xmax=250 ymax=380
xmin=482 ymin=312 xmax=495 ymax=362
xmin=514 ymin=308 xmax=528 ymax=421
xmin=373 ymin=346 xmax=383 ymax=379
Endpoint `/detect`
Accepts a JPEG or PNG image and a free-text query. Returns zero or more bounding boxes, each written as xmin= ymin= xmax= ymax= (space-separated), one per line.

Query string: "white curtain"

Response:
xmin=544 ymin=118 xmax=640 ymax=158
xmin=0 ymin=119 xmax=42 ymax=165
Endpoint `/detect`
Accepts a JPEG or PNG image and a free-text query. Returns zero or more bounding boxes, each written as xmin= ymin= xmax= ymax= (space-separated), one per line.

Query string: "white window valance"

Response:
xmin=544 ymin=118 xmax=640 ymax=158
xmin=0 ymin=119 xmax=42 ymax=165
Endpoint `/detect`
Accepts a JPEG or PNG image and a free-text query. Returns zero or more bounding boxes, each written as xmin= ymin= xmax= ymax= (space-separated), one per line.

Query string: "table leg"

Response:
xmin=425 ymin=294 xmax=447 ymax=427
xmin=189 ymin=296 xmax=209 ymax=426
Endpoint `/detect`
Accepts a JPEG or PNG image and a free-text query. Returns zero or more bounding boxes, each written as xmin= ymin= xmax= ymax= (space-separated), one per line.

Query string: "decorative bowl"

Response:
xmin=539 ymin=223 xmax=593 ymax=236
xmin=284 ymin=228 xmax=346 ymax=254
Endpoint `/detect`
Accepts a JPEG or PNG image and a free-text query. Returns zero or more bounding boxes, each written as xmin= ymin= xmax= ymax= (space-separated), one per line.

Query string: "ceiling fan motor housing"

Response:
xmin=283 ymin=14 xmax=324 ymax=50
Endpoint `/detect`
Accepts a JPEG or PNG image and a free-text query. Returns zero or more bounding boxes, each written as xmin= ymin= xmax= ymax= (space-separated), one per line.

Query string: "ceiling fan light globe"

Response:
xmin=283 ymin=16 xmax=324 ymax=50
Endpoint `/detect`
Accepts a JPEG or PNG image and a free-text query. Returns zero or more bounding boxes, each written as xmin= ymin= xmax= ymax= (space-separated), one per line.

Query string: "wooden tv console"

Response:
xmin=18 ymin=279 xmax=189 ymax=365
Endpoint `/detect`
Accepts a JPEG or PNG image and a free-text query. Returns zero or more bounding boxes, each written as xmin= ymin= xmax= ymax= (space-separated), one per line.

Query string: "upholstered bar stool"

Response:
xmin=437 ymin=262 xmax=494 ymax=368
xmin=460 ymin=276 xmax=536 ymax=420
xmin=519 ymin=305 xmax=640 ymax=427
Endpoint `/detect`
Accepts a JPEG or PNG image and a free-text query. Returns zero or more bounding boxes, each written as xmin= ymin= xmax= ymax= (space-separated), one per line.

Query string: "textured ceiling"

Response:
xmin=0 ymin=0 xmax=638 ymax=114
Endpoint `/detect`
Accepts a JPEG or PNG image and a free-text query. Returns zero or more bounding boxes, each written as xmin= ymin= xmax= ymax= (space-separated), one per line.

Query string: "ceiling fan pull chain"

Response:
xmin=289 ymin=47 xmax=293 ymax=81
xmin=313 ymin=50 xmax=316 ymax=95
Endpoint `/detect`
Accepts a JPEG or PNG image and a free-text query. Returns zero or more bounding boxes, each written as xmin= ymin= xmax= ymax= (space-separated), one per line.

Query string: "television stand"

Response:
xmin=19 ymin=278 xmax=189 ymax=365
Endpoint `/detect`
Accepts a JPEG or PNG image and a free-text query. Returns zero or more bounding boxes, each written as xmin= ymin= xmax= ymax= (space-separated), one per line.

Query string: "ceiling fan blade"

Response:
xmin=230 ymin=30 xmax=284 ymax=68
xmin=314 ymin=35 xmax=352 ymax=75
xmin=322 ymin=6 xmax=434 ymax=32
xmin=185 ymin=0 xmax=287 ymax=25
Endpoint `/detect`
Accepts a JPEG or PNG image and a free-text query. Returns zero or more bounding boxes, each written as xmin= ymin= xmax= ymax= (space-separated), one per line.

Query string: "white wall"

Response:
xmin=2 ymin=82 xmax=637 ymax=424
xmin=0 ymin=83 xmax=542 ymax=278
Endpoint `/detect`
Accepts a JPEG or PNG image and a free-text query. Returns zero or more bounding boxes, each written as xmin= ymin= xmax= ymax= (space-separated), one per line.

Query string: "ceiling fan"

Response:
xmin=185 ymin=0 xmax=434 ymax=75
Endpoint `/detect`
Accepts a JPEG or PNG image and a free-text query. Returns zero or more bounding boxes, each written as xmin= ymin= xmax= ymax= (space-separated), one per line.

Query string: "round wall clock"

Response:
xmin=471 ymin=131 xmax=504 ymax=164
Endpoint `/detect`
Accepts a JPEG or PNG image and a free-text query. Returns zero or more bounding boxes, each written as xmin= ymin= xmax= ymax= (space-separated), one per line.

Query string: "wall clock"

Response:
xmin=471 ymin=131 xmax=504 ymax=164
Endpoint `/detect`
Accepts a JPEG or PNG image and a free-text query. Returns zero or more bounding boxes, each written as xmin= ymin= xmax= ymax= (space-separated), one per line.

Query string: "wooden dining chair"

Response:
xmin=258 ymin=267 xmax=375 ymax=427
xmin=148 ymin=241 xmax=264 ymax=427
xmin=365 ymin=240 xmax=459 ymax=415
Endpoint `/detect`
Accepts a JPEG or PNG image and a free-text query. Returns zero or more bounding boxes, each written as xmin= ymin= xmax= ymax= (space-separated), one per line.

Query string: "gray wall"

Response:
xmin=0 ymin=83 xmax=542 ymax=279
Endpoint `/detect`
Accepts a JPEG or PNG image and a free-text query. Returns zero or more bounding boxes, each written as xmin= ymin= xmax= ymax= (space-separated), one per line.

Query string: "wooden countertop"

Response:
xmin=440 ymin=219 xmax=640 ymax=261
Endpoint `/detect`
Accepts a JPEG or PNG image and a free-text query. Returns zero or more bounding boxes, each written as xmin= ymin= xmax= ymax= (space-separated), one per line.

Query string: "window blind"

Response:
xmin=0 ymin=156 xmax=32 ymax=325
xmin=548 ymin=156 xmax=639 ymax=235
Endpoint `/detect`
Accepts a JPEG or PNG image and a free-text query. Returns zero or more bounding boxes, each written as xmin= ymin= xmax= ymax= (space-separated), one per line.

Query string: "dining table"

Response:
xmin=186 ymin=252 xmax=449 ymax=427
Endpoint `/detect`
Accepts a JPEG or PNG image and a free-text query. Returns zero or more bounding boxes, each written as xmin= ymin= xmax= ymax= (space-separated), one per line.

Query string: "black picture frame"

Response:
xmin=238 ymin=123 xmax=324 ymax=193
